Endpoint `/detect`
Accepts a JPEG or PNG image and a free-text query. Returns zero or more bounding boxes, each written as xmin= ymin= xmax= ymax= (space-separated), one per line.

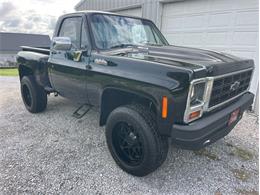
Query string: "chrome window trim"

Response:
xmin=184 ymin=67 xmax=254 ymax=124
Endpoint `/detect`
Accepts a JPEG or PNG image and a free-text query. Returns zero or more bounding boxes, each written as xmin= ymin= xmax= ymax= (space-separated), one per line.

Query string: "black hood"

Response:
xmin=147 ymin=45 xmax=241 ymax=65
xmin=105 ymin=45 xmax=254 ymax=78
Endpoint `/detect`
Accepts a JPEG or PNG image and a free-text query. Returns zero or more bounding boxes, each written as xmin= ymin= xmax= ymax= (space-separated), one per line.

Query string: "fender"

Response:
xmin=17 ymin=51 xmax=51 ymax=88
xmin=99 ymin=86 xmax=176 ymax=136
xmin=100 ymin=86 xmax=159 ymax=123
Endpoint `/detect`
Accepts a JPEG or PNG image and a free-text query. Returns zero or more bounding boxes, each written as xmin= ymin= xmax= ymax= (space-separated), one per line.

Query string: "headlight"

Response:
xmin=190 ymin=82 xmax=206 ymax=106
xmin=184 ymin=78 xmax=214 ymax=123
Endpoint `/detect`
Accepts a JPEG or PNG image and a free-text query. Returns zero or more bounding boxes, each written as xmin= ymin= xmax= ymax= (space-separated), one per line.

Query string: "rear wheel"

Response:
xmin=21 ymin=76 xmax=47 ymax=113
xmin=106 ymin=104 xmax=169 ymax=176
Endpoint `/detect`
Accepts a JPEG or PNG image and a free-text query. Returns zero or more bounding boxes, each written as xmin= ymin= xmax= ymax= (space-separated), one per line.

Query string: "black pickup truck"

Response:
xmin=17 ymin=11 xmax=254 ymax=176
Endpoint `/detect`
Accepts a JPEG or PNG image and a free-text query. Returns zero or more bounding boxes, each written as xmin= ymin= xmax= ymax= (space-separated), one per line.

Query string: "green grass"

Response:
xmin=0 ymin=68 xmax=18 ymax=76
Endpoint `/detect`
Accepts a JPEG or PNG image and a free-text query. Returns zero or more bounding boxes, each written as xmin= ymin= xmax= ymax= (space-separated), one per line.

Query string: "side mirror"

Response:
xmin=52 ymin=37 xmax=72 ymax=51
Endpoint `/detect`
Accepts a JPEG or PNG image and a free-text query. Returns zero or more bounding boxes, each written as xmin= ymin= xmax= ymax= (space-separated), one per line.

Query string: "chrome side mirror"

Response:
xmin=52 ymin=37 xmax=72 ymax=51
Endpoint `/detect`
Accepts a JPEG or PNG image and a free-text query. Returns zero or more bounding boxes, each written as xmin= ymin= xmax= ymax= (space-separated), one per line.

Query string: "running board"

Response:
xmin=72 ymin=104 xmax=92 ymax=119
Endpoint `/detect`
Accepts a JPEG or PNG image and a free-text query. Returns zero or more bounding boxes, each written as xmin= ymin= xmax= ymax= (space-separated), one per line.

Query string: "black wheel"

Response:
xmin=21 ymin=76 xmax=47 ymax=113
xmin=106 ymin=104 xmax=169 ymax=176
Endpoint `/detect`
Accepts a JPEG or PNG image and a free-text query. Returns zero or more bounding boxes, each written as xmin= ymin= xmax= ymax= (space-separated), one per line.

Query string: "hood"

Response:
xmin=147 ymin=45 xmax=241 ymax=64
xmin=103 ymin=45 xmax=254 ymax=77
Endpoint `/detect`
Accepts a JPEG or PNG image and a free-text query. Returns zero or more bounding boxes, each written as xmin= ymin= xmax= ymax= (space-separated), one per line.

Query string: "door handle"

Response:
xmin=51 ymin=50 xmax=61 ymax=55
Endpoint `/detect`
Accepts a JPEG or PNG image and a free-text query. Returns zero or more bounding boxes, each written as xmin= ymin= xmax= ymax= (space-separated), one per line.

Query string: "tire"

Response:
xmin=21 ymin=75 xmax=47 ymax=113
xmin=105 ymin=104 xmax=169 ymax=177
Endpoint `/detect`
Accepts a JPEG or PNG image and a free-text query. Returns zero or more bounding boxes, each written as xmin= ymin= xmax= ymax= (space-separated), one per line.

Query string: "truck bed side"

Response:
xmin=17 ymin=46 xmax=52 ymax=90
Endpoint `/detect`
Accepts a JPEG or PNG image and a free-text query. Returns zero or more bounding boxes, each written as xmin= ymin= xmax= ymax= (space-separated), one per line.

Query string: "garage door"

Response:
xmin=161 ymin=0 xmax=259 ymax=98
xmin=113 ymin=7 xmax=142 ymax=17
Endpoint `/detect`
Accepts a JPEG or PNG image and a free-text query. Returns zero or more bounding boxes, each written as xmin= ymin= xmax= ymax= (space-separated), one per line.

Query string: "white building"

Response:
xmin=75 ymin=0 xmax=259 ymax=113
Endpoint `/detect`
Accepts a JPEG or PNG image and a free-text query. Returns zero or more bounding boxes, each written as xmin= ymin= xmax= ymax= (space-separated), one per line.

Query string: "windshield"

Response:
xmin=90 ymin=14 xmax=168 ymax=50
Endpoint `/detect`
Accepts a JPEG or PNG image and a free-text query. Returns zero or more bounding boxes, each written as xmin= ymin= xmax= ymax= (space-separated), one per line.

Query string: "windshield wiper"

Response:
xmin=110 ymin=43 xmax=135 ymax=49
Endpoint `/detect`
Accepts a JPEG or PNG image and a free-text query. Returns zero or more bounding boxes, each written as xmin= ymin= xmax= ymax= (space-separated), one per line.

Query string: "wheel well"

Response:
xmin=100 ymin=89 xmax=157 ymax=126
xmin=19 ymin=65 xmax=33 ymax=80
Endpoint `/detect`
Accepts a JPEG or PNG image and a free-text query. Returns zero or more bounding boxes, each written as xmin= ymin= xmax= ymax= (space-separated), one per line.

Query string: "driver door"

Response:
xmin=48 ymin=16 xmax=90 ymax=104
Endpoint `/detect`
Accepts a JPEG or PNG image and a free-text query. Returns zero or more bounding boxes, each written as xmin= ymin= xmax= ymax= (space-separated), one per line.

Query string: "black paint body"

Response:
xmin=17 ymin=11 xmax=254 ymax=143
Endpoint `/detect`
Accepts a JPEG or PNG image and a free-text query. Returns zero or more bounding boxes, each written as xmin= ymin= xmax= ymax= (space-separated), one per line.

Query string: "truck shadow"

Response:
xmin=136 ymin=138 xmax=258 ymax=193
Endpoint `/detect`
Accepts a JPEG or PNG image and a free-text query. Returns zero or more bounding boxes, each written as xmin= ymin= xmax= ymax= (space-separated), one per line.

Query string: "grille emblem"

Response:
xmin=230 ymin=81 xmax=240 ymax=91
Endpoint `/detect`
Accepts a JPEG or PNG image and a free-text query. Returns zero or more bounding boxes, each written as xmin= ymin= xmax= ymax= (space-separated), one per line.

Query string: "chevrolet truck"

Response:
xmin=17 ymin=11 xmax=254 ymax=176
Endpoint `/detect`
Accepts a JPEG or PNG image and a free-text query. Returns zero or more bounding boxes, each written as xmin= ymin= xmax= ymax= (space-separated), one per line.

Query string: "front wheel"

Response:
xmin=105 ymin=104 xmax=169 ymax=177
xmin=21 ymin=76 xmax=47 ymax=113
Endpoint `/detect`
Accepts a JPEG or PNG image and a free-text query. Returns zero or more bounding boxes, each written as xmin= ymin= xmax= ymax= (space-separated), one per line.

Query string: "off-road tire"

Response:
xmin=21 ymin=75 xmax=47 ymax=113
xmin=105 ymin=104 xmax=169 ymax=176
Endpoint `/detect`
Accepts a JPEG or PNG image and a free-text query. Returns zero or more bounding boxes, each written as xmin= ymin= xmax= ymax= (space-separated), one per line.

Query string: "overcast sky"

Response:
xmin=0 ymin=0 xmax=80 ymax=37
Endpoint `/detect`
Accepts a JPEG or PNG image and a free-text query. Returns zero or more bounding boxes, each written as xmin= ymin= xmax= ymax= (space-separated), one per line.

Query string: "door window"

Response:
xmin=59 ymin=17 xmax=89 ymax=50
xmin=59 ymin=17 xmax=82 ymax=49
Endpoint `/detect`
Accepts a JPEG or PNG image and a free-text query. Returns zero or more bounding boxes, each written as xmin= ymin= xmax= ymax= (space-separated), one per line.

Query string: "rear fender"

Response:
xmin=17 ymin=51 xmax=51 ymax=88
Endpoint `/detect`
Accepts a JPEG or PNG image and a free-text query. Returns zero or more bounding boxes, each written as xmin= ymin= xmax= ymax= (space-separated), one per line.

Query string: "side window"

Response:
xmin=59 ymin=17 xmax=82 ymax=49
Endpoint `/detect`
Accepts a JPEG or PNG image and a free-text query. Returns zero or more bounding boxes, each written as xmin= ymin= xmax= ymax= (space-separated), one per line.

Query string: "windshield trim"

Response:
xmin=88 ymin=13 xmax=169 ymax=51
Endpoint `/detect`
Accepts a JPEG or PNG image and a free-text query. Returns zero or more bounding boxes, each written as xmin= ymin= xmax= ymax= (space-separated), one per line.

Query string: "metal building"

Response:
xmin=75 ymin=0 xmax=259 ymax=113
xmin=0 ymin=32 xmax=50 ymax=67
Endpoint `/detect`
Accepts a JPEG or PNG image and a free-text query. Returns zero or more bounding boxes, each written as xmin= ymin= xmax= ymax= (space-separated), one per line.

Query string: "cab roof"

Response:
xmin=61 ymin=10 xmax=145 ymax=20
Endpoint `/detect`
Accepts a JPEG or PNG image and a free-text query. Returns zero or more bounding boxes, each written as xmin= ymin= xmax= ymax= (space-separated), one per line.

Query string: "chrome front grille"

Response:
xmin=209 ymin=69 xmax=253 ymax=108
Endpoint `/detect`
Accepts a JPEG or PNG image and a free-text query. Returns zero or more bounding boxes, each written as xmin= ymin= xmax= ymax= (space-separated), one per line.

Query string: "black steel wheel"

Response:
xmin=112 ymin=122 xmax=144 ymax=166
xmin=106 ymin=104 xmax=169 ymax=177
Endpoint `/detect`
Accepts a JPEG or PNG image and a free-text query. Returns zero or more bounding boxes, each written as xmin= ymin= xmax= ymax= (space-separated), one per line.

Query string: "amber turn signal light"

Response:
xmin=162 ymin=96 xmax=168 ymax=119
xmin=189 ymin=110 xmax=201 ymax=120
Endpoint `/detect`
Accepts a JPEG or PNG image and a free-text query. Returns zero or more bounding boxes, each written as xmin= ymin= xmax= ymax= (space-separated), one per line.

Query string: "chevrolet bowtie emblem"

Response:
xmin=230 ymin=81 xmax=240 ymax=91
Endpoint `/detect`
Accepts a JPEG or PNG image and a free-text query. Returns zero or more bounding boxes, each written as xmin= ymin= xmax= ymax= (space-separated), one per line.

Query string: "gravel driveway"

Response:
xmin=0 ymin=76 xmax=258 ymax=195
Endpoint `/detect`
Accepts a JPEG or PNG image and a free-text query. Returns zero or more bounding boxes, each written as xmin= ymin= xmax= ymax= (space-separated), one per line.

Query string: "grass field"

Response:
xmin=0 ymin=68 xmax=18 ymax=76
